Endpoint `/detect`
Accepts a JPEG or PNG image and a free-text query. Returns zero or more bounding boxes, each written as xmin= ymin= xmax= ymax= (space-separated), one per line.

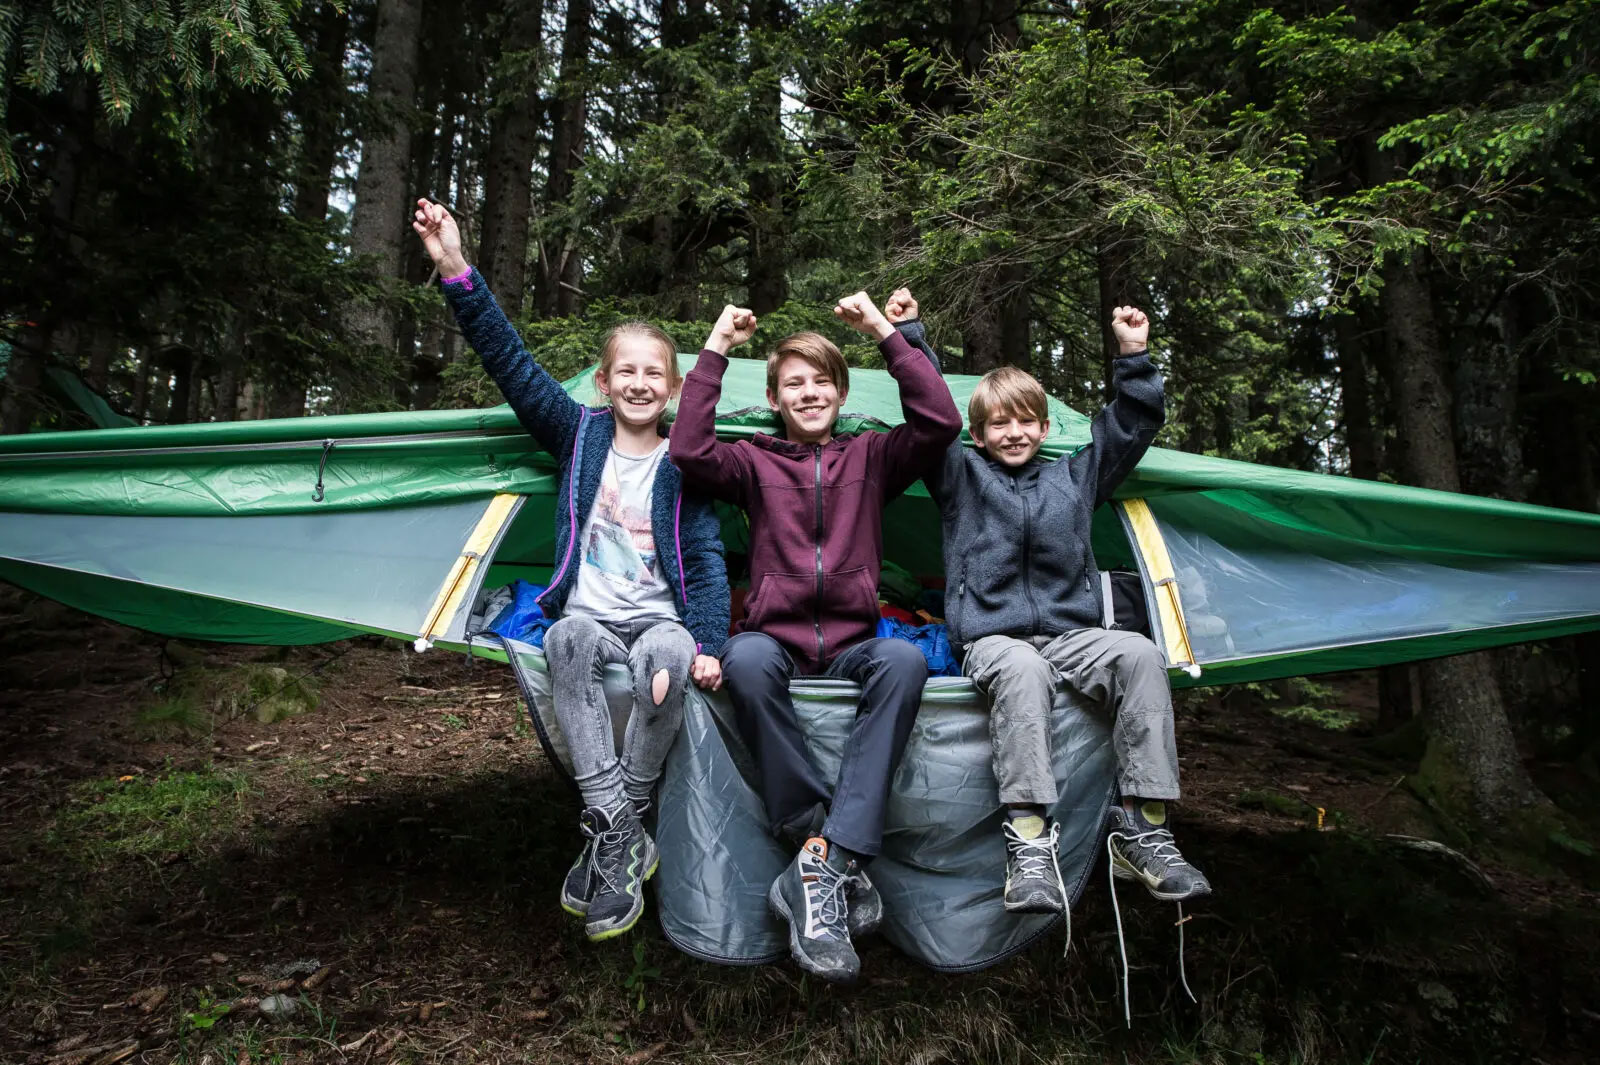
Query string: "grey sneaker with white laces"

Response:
xmin=767 ymin=836 xmax=860 ymax=984
xmin=1106 ymin=801 xmax=1211 ymax=902
xmin=1002 ymin=813 xmax=1066 ymax=914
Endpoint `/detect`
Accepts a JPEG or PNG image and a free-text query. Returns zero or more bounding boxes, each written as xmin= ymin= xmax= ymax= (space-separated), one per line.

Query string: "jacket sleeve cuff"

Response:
xmin=441 ymin=267 xmax=475 ymax=290
xmin=877 ymin=331 xmax=918 ymax=363
xmin=692 ymin=349 xmax=731 ymax=378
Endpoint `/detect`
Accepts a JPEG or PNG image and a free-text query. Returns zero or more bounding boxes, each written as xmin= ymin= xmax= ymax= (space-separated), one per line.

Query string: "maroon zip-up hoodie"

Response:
xmin=670 ymin=333 xmax=962 ymax=674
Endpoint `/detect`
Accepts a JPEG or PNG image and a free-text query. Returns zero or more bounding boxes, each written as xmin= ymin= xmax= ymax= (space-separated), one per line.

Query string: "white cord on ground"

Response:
xmin=1107 ymin=832 xmax=1131 ymax=1028
xmin=1176 ymin=900 xmax=1196 ymax=1003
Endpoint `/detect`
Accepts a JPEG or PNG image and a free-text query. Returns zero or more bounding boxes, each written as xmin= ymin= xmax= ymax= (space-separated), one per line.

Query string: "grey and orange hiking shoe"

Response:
xmin=1002 ymin=813 xmax=1066 ymax=914
xmin=845 ymin=865 xmax=883 ymax=938
xmin=767 ymin=837 xmax=860 ymax=984
xmin=1107 ymin=801 xmax=1211 ymax=902
xmin=580 ymin=802 xmax=659 ymax=941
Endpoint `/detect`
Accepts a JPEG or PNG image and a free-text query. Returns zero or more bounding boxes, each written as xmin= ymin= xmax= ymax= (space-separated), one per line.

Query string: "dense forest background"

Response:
xmin=1 ymin=0 xmax=1597 ymax=846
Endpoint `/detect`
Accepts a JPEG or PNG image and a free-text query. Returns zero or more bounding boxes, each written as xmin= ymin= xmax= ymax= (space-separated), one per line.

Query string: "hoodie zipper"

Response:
xmin=813 ymin=445 xmax=825 ymax=666
xmin=1020 ymin=490 xmax=1041 ymax=635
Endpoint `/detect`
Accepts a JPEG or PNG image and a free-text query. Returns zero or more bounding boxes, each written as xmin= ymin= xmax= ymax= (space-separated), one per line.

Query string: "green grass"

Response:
xmin=50 ymin=765 xmax=255 ymax=862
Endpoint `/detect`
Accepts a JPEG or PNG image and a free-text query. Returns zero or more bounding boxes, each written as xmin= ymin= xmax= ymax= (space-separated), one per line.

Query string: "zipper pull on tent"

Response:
xmin=311 ymin=439 xmax=336 ymax=502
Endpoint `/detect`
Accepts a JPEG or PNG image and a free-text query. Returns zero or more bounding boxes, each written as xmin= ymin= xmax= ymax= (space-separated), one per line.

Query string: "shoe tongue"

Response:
xmin=1140 ymin=801 xmax=1168 ymax=827
xmin=1011 ymin=814 xmax=1046 ymax=840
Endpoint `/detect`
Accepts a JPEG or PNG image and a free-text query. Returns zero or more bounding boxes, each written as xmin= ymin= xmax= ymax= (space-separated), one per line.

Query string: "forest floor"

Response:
xmin=2 ymin=587 xmax=1598 ymax=1065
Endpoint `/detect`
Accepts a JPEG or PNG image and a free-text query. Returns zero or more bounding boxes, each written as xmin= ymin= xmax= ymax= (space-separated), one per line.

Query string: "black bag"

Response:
xmin=1099 ymin=569 xmax=1151 ymax=637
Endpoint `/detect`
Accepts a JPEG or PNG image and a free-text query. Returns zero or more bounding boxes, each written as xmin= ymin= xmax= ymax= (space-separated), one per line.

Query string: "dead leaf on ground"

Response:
xmin=337 ymin=1029 xmax=375 ymax=1052
xmin=49 ymin=1034 xmax=90 ymax=1054
xmin=417 ymin=1002 xmax=433 ymax=1023
xmin=90 ymin=1042 xmax=138 ymax=1065
xmin=623 ymin=1042 xmax=667 ymax=1065
xmin=373 ymin=1031 xmax=405 ymax=1057
xmin=301 ymin=962 xmax=336 ymax=990
xmin=513 ymin=1009 xmax=549 ymax=1023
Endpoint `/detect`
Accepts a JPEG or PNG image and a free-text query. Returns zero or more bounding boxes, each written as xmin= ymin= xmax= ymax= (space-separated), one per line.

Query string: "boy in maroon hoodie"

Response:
xmin=670 ymin=293 xmax=962 ymax=982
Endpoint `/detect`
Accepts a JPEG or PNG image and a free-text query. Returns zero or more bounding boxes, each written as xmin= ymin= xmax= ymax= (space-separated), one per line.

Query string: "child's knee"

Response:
xmin=651 ymin=667 xmax=671 ymax=705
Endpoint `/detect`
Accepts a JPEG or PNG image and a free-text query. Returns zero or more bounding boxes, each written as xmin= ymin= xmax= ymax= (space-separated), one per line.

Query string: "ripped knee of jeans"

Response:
xmin=652 ymin=668 xmax=671 ymax=705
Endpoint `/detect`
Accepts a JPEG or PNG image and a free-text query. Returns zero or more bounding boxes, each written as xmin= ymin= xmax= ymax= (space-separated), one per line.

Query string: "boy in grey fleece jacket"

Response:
xmin=887 ymin=289 xmax=1210 ymax=914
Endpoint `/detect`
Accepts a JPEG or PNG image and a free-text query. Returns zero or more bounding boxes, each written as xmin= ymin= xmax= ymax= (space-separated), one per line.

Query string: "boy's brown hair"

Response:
xmin=766 ymin=332 xmax=850 ymax=397
xmin=967 ymin=365 xmax=1050 ymax=431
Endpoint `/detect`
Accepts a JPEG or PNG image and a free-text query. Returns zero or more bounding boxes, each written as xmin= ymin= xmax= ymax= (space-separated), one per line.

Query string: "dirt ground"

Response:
xmin=2 ymin=588 xmax=1598 ymax=1065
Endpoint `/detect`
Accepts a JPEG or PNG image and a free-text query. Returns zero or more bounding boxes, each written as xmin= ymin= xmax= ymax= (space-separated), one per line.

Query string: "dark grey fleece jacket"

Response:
xmin=895 ymin=319 xmax=1165 ymax=650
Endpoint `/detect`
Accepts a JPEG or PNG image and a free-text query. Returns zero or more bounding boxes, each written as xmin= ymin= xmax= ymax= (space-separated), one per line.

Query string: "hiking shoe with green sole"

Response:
xmin=1107 ymin=802 xmax=1211 ymax=902
xmin=559 ymin=833 xmax=597 ymax=917
xmin=581 ymin=803 xmax=659 ymax=940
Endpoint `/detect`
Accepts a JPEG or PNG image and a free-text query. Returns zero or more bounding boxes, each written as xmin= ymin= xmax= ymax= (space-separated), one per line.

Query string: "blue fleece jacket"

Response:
xmin=440 ymin=269 xmax=730 ymax=653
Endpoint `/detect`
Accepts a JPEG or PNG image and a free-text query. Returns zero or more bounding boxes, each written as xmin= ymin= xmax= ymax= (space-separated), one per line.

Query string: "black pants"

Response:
xmin=719 ymin=632 xmax=926 ymax=858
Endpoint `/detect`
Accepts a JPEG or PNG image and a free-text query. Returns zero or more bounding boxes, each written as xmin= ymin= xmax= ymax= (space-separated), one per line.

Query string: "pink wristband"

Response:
xmin=441 ymin=267 xmax=473 ymax=290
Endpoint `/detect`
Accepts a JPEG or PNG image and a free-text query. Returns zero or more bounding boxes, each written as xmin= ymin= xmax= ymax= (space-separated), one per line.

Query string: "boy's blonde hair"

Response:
xmin=766 ymin=332 xmax=850 ymax=397
xmin=968 ymin=365 xmax=1050 ymax=431
xmin=598 ymin=322 xmax=682 ymax=391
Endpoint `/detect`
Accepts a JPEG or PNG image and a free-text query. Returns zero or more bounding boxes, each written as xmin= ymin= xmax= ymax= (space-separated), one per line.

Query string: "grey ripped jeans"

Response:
xmin=541 ymin=614 xmax=697 ymax=812
xmin=962 ymin=628 xmax=1180 ymax=806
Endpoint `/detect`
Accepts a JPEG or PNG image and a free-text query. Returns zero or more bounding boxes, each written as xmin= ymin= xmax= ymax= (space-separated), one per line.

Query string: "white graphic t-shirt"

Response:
xmin=566 ymin=439 xmax=679 ymax=625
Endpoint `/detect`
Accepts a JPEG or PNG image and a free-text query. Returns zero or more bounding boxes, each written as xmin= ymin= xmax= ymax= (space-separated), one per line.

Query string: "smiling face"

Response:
xmin=595 ymin=331 xmax=679 ymax=429
xmin=977 ymin=409 xmax=1049 ymax=467
xmin=968 ymin=365 xmax=1051 ymax=468
xmin=768 ymin=355 xmax=845 ymax=445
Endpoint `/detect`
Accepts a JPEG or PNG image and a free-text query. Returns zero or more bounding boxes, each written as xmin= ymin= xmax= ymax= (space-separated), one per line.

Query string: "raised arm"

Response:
xmin=885 ymin=287 xmax=963 ymax=503
xmin=1072 ymin=305 xmax=1165 ymax=506
xmin=414 ymin=199 xmax=581 ymax=457
xmin=669 ymin=304 xmax=758 ymax=503
xmin=834 ymin=291 xmax=961 ymax=499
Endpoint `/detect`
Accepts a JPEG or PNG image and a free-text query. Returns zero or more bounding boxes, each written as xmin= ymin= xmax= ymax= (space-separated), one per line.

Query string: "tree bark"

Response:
xmin=479 ymin=0 xmax=545 ymax=314
xmin=1095 ymin=240 xmax=1132 ymax=394
xmin=535 ymin=0 xmax=593 ymax=318
xmin=292 ymin=1 xmax=351 ymax=225
xmin=1377 ymin=246 xmax=1548 ymax=827
xmin=348 ymin=0 xmax=425 ymax=356
xmin=743 ymin=0 xmax=789 ymax=315
xmin=1454 ymin=287 xmax=1526 ymax=502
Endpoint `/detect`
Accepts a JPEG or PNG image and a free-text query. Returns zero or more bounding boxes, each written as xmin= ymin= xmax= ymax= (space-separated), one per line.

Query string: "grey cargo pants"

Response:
xmin=962 ymin=628 xmax=1180 ymax=806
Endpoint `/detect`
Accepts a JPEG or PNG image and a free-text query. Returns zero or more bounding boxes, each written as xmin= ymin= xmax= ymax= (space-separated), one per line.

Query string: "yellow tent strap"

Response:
xmin=416 ymin=493 xmax=520 ymax=649
xmin=1120 ymin=498 xmax=1201 ymax=678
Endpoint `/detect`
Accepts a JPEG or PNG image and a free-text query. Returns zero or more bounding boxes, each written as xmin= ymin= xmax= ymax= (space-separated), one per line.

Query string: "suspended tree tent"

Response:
xmin=4 ymin=356 xmax=1599 ymax=970
xmin=2 ymin=352 xmax=1596 ymax=682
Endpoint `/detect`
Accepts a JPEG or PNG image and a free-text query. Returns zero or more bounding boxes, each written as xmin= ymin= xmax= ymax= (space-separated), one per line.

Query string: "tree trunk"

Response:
xmin=1454 ymin=288 xmax=1526 ymax=502
xmin=292 ymin=1 xmax=351 ymax=225
xmin=1377 ymin=247 xmax=1548 ymax=828
xmin=743 ymin=0 xmax=789 ymax=315
xmin=1095 ymin=240 xmax=1132 ymax=395
xmin=348 ymin=0 xmax=425 ymax=356
xmin=536 ymin=0 xmax=593 ymax=318
xmin=1330 ymin=304 xmax=1382 ymax=480
xmin=479 ymin=0 xmax=545 ymax=314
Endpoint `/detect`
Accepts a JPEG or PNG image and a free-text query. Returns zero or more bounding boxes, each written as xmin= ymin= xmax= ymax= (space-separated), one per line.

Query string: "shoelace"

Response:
xmin=1003 ymin=821 xmax=1072 ymax=955
xmin=801 ymin=855 xmax=853 ymax=940
xmin=590 ymin=824 xmax=636 ymax=896
xmin=1106 ymin=829 xmax=1197 ymax=1028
